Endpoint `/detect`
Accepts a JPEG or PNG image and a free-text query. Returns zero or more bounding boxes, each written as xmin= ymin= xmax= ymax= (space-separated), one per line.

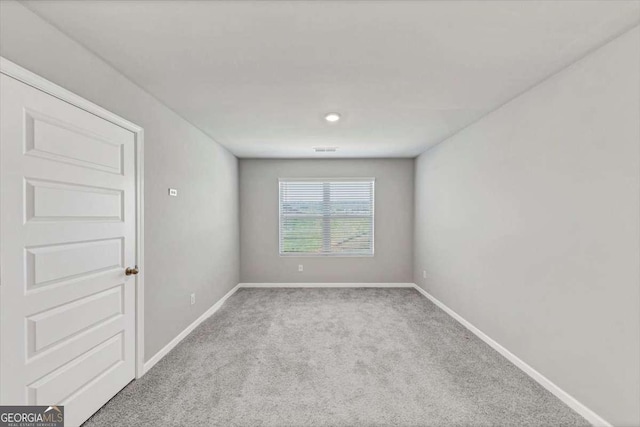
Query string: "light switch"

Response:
xmin=168 ymin=188 xmax=178 ymax=197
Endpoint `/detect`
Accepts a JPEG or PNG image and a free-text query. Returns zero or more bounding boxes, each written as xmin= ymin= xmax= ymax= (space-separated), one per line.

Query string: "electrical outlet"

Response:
xmin=190 ymin=293 xmax=196 ymax=305
xmin=423 ymin=270 xmax=427 ymax=279
xmin=168 ymin=188 xmax=178 ymax=197
xmin=298 ymin=264 xmax=303 ymax=272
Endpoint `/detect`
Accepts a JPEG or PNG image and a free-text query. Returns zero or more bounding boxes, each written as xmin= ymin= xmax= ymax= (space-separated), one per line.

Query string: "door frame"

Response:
xmin=0 ymin=56 xmax=147 ymax=380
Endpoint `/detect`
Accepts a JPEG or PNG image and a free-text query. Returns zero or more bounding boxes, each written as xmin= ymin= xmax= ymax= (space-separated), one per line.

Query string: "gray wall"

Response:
xmin=240 ymin=159 xmax=413 ymax=283
xmin=0 ymin=1 xmax=240 ymax=362
xmin=413 ymin=27 xmax=640 ymax=426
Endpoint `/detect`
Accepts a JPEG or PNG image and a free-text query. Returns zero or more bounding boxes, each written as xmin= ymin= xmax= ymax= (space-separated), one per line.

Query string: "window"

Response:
xmin=279 ymin=178 xmax=375 ymax=256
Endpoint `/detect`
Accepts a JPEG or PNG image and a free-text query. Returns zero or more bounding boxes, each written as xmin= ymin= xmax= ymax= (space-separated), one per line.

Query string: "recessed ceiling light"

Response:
xmin=324 ymin=112 xmax=341 ymax=123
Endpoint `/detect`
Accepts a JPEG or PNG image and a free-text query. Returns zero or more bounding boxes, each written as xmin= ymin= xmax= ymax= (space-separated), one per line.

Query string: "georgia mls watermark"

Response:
xmin=0 ymin=406 xmax=64 ymax=427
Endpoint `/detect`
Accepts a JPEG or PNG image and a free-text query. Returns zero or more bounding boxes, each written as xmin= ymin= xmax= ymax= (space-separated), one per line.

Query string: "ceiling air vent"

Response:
xmin=313 ymin=147 xmax=338 ymax=153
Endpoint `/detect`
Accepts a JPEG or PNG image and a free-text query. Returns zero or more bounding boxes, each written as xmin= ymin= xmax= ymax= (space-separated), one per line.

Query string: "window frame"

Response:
xmin=278 ymin=177 xmax=375 ymax=257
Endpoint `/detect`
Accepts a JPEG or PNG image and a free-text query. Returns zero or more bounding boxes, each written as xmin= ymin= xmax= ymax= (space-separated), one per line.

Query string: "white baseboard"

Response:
xmin=411 ymin=284 xmax=611 ymax=427
xmin=142 ymin=283 xmax=242 ymax=375
xmin=238 ymin=282 xmax=415 ymax=288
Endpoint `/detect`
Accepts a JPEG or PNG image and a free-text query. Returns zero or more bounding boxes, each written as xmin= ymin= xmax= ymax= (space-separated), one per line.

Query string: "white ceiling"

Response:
xmin=24 ymin=1 xmax=640 ymax=158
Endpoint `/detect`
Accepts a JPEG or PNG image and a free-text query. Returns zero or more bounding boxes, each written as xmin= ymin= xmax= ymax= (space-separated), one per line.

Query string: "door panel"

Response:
xmin=27 ymin=333 xmax=125 ymax=405
xmin=0 ymin=74 xmax=137 ymax=427
xmin=27 ymin=285 xmax=124 ymax=355
xmin=26 ymin=179 xmax=124 ymax=222
xmin=25 ymin=109 xmax=124 ymax=174
xmin=26 ymin=238 xmax=123 ymax=289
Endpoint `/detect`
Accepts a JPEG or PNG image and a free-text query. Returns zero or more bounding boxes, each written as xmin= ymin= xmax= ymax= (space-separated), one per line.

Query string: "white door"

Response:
xmin=0 ymin=73 xmax=137 ymax=426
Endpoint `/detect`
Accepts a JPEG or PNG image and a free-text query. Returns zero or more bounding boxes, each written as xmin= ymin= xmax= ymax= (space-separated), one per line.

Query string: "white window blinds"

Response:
xmin=279 ymin=178 xmax=375 ymax=256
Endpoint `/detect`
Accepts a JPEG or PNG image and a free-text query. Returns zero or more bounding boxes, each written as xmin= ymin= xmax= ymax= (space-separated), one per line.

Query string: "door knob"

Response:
xmin=125 ymin=265 xmax=139 ymax=276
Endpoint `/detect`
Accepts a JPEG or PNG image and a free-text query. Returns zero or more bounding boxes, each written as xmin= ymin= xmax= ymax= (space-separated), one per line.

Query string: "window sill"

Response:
xmin=279 ymin=253 xmax=375 ymax=258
